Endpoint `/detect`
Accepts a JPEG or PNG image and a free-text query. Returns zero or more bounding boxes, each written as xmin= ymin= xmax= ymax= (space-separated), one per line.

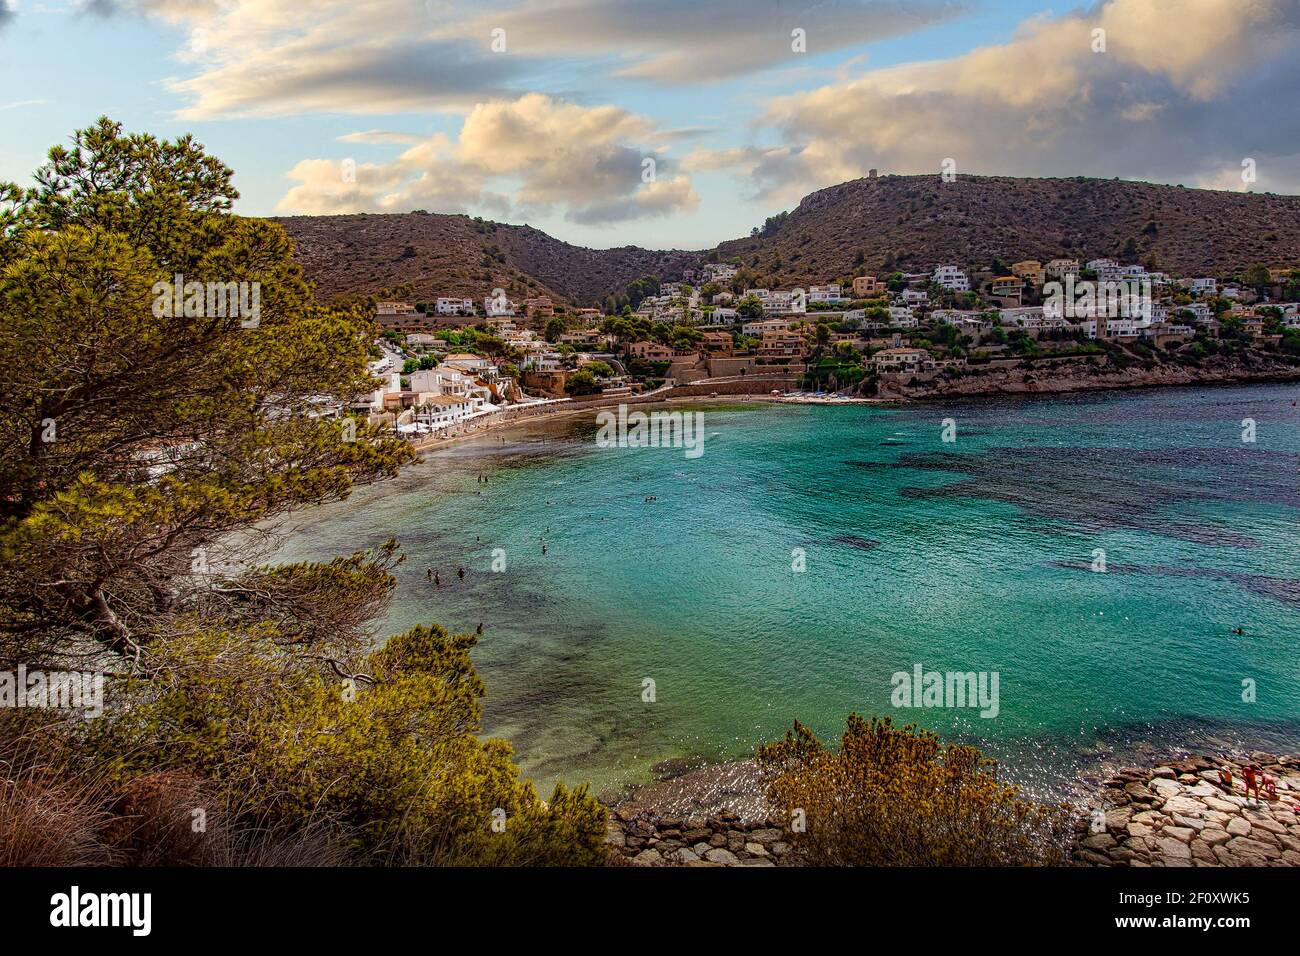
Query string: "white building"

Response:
xmin=414 ymin=394 xmax=479 ymax=428
xmin=435 ymin=297 xmax=475 ymax=316
xmin=1045 ymin=259 xmax=1080 ymax=281
xmin=940 ymin=312 xmax=993 ymax=335
xmin=1086 ymin=259 xmax=1125 ymax=284
xmin=704 ymin=263 xmax=739 ymax=284
xmin=1083 ymin=317 xmax=1142 ymax=339
xmin=997 ymin=306 xmax=1047 ymax=329
xmin=744 ymin=289 xmax=807 ymax=315
xmin=484 ymin=293 xmax=517 ymax=317
xmin=353 ymin=371 xmax=402 ymax=413
xmin=1189 ymin=277 xmax=1218 ymax=295
xmin=742 ymin=317 xmax=792 ymax=335
xmin=932 ymin=266 xmax=970 ymax=292
xmin=808 ymin=284 xmax=846 ymax=303
xmin=888 ymin=306 xmax=919 ymax=328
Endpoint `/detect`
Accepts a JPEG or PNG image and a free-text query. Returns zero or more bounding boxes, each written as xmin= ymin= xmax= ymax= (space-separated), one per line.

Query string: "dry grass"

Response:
xmin=0 ymin=718 xmax=353 ymax=867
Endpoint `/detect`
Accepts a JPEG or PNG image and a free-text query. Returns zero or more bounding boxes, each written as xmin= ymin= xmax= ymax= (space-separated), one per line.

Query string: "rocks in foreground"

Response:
xmin=606 ymin=808 xmax=798 ymax=867
xmin=1072 ymin=753 xmax=1300 ymax=868
xmin=603 ymin=760 xmax=797 ymax=866
xmin=606 ymin=751 xmax=1300 ymax=867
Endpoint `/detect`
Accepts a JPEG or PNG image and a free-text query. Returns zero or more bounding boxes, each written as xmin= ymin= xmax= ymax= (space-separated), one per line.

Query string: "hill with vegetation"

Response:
xmin=716 ymin=174 xmax=1300 ymax=286
xmin=274 ymin=211 xmax=698 ymax=307
xmin=278 ymin=176 xmax=1300 ymax=308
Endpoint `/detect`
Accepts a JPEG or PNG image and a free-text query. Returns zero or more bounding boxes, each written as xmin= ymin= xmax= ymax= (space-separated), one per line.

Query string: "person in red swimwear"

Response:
xmin=1242 ymin=764 xmax=1260 ymax=803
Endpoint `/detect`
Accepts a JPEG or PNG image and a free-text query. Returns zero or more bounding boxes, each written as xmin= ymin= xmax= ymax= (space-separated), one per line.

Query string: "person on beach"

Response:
xmin=1218 ymin=766 xmax=1233 ymax=789
xmin=426 ymin=567 xmax=432 ymax=580
xmin=1263 ymin=773 xmax=1278 ymax=800
xmin=457 ymin=566 xmax=465 ymax=580
xmin=1242 ymin=764 xmax=1260 ymax=803
xmin=476 ymin=622 xmax=484 ymax=635
xmin=434 ymin=571 xmax=440 ymax=586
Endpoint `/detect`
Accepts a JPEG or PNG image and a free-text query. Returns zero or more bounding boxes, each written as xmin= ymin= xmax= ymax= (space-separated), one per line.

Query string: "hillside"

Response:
xmin=274 ymin=212 xmax=698 ymax=306
xmin=276 ymin=176 xmax=1300 ymax=306
xmin=718 ymin=175 xmax=1300 ymax=284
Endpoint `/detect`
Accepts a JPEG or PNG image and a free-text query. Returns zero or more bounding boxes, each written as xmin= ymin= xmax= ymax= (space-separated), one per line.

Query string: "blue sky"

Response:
xmin=2 ymin=0 xmax=1298 ymax=250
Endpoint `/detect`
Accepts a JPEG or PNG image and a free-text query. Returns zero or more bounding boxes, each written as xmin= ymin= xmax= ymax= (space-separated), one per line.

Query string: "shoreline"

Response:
xmin=406 ymin=392 xmax=799 ymax=455
xmin=889 ymin=359 xmax=1300 ymax=401
xmin=604 ymin=749 xmax=1300 ymax=867
xmin=404 ymin=365 xmax=1300 ymax=456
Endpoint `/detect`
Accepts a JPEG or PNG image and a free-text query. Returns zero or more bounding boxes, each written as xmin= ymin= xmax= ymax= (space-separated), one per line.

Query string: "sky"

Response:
xmin=2 ymin=0 xmax=1299 ymax=251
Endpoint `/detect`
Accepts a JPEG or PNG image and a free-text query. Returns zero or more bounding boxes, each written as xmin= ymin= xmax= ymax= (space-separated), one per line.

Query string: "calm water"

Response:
xmin=272 ymin=385 xmax=1300 ymax=800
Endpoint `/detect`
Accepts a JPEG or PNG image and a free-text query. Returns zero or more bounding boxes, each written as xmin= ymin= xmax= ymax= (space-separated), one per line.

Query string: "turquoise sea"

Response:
xmin=271 ymin=384 xmax=1300 ymax=800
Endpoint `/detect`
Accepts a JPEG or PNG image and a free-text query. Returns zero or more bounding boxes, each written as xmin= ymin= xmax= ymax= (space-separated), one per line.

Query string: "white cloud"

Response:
xmin=706 ymin=0 xmax=1300 ymax=199
xmin=337 ymin=130 xmax=426 ymax=146
xmin=149 ymin=0 xmax=532 ymax=119
xmin=104 ymin=0 xmax=962 ymax=119
xmin=277 ymin=93 xmax=698 ymax=224
xmin=464 ymin=0 xmax=964 ymax=84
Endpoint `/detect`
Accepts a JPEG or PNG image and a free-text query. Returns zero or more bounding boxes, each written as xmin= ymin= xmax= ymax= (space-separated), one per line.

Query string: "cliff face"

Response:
xmin=886 ymin=353 xmax=1300 ymax=400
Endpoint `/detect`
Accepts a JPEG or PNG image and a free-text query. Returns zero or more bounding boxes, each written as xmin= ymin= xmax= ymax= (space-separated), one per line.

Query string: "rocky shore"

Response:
xmin=606 ymin=809 xmax=800 ymax=867
xmin=603 ymin=760 xmax=799 ymax=867
xmin=896 ymin=353 xmax=1300 ymax=400
xmin=1073 ymin=752 xmax=1300 ymax=867
xmin=604 ymin=752 xmax=1300 ymax=867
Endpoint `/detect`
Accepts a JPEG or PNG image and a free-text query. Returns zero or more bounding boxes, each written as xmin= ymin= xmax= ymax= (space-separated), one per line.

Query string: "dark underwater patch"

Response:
xmin=1051 ymin=559 xmax=1300 ymax=608
xmin=830 ymin=534 xmax=881 ymax=550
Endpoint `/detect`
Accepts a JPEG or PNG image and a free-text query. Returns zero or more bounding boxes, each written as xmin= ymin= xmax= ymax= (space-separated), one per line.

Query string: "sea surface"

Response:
xmin=270 ymin=384 xmax=1300 ymax=801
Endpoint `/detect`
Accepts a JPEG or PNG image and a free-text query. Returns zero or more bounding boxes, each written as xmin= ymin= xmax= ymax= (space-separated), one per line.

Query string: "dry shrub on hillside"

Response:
xmin=757 ymin=715 xmax=1070 ymax=866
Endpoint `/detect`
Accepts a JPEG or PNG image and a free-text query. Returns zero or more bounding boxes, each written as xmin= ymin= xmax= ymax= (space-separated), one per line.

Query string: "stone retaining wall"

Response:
xmin=607 ymin=810 xmax=797 ymax=867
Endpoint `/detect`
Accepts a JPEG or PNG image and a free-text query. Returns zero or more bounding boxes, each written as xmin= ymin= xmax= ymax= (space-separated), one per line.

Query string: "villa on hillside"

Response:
xmin=627 ymin=341 xmax=674 ymax=361
xmin=933 ymin=266 xmax=970 ymax=292
xmin=871 ymin=347 xmax=934 ymax=372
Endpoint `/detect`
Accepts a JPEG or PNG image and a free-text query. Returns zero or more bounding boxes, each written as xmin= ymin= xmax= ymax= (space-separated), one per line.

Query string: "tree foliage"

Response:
xmin=0 ymin=119 xmax=605 ymax=865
